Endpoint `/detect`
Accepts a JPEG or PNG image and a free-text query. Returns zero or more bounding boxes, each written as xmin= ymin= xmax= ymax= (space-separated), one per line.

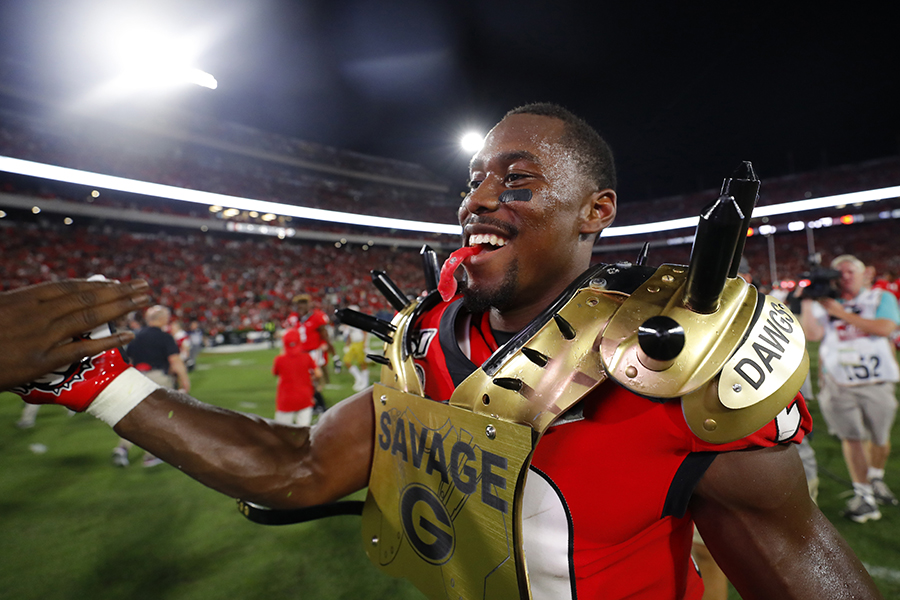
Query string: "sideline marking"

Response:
xmin=864 ymin=563 xmax=900 ymax=584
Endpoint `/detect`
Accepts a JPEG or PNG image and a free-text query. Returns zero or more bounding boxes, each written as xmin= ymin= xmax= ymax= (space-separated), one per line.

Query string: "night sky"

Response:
xmin=0 ymin=0 xmax=897 ymax=202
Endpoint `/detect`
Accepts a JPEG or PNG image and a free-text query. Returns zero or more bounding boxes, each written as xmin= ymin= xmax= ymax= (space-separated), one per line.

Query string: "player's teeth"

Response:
xmin=468 ymin=233 xmax=508 ymax=247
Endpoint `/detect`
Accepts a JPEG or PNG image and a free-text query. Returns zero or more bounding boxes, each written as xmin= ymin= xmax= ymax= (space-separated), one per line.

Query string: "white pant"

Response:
xmin=274 ymin=408 xmax=313 ymax=427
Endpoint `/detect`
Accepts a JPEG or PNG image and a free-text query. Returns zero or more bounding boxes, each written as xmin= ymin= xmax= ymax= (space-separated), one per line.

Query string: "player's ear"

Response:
xmin=579 ymin=189 xmax=616 ymax=236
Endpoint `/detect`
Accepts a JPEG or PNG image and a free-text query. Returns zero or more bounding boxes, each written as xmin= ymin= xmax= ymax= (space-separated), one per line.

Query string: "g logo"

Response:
xmin=400 ymin=483 xmax=455 ymax=564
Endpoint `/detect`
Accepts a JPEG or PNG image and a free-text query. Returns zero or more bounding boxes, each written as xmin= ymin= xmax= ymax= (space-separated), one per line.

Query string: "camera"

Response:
xmin=800 ymin=267 xmax=841 ymax=300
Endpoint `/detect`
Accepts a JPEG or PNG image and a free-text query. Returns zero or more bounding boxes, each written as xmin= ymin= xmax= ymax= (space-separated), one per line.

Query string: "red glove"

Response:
xmin=11 ymin=323 xmax=131 ymax=412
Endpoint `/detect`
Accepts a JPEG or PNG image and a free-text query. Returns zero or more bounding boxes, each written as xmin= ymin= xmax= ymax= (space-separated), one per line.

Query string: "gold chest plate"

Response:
xmin=362 ymin=384 xmax=534 ymax=600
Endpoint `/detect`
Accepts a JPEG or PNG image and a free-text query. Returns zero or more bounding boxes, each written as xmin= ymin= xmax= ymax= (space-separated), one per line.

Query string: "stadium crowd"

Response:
xmin=0 ymin=221 xmax=425 ymax=339
xmin=3 ymin=214 xmax=900 ymax=342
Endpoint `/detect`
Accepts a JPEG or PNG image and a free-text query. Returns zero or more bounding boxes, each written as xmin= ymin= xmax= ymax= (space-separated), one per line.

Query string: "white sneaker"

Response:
xmin=111 ymin=447 xmax=129 ymax=467
xmin=871 ymin=478 xmax=899 ymax=506
xmin=842 ymin=495 xmax=882 ymax=523
xmin=142 ymin=455 xmax=164 ymax=468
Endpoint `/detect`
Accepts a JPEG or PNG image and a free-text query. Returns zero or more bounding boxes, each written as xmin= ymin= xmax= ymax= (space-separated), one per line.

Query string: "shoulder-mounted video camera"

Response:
xmin=800 ymin=267 xmax=841 ymax=299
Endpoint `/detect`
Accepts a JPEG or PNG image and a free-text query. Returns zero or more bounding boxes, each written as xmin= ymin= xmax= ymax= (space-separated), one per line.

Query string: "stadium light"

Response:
xmin=108 ymin=18 xmax=218 ymax=91
xmin=460 ymin=132 xmax=485 ymax=153
xmin=185 ymin=68 xmax=218 ymax=90
xmin=0 ymin=156 xmax=462 ymax=236
xmin=602 ymin=216 xmax=700 ymax=237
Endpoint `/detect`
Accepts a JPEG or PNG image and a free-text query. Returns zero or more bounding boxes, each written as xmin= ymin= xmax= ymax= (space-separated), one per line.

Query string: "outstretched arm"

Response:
xmin=5 ymin=278 xmax=373 ymax=509
xmin=691 ymin=444 xmax=882 ymax=600
xmin=0 ymin=279 xmax=149 ymax=391
xmin=115 ymin=387 xmax=375 ymax=509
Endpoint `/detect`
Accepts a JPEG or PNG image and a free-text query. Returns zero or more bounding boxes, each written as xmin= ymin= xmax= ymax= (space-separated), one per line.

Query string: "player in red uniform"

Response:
xmin=6 ymin=105 xmax=882 ymax=599
xmin=408 ymin=273 xmax=814 ymax=598
xmin=273 ymin=329 xmax=322 ymax=426
xmin=286 ymin=293 xmax=335 ymax=412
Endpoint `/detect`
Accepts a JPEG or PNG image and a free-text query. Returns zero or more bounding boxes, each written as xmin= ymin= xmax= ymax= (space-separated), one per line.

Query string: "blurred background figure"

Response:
xmin=170 ymin=320 xmax=192 ymax=371
xmin=112 ymin=305 xmax=190 ymax=467
xmin=187 ymin=321 xmax=205 ymax=371
xmin=286 ymin=293 xmax=334 ymax=414
xmin=272 ymin=328 xmax=321 ymax=426
xmin=340 ymin=306 xmax=370 ymax=392
xmin=800 ymin=255 xmax=900 ymax=523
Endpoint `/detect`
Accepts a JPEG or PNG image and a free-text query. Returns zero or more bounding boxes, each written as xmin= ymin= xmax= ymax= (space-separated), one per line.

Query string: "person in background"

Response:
xmin=112 ymin=305 xmax=190 ymax=467
xmin=272 ymin=329 xmax=322 ymax=427
xmin=286 ymin=293 xmax=335 ymax=414
xmin=340 ymin=306 xmax=371 ymax=392
xmin=170 ymin=320 xmax=192 ymax=371
xmin=187 ymin=321 xmax=205 ymax=371
xmin=800 ymin=254 xmax=900 ymax=523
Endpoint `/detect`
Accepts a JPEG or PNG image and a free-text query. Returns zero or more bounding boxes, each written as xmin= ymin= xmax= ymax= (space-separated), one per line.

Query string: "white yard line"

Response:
xmin=864 ymin=563 xmax=900 ymax=584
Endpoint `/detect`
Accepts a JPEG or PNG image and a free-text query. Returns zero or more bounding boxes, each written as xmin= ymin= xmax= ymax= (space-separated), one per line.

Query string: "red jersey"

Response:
xmin=873 ymin=277 xmax=900 ymax=300
xmin=292 ymin=309 xmax=330 ymax=352
xmin=273 ymin=350 xmax=316 ymax=412
xmin=409 ymin=296 xmax=812 ymax=600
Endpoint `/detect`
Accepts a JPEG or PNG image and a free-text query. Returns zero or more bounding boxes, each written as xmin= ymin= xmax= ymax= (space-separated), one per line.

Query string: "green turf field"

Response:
xmin=1 ymin=343 xmax=898 ymax=599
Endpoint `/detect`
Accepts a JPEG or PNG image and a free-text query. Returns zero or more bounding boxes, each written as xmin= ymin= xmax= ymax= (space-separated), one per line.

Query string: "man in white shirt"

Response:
xmin=800 ymin=254 xmax=900 ymax=522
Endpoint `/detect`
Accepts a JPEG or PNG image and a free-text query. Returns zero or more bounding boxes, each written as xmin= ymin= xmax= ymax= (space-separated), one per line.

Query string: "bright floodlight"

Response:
xmin=110 ymin=21 xmax=217 ymax=91
xmin=460 ymin=132 xmax=485 ymax=153
xmin=188 ymin=68 xmax=218 ymax=90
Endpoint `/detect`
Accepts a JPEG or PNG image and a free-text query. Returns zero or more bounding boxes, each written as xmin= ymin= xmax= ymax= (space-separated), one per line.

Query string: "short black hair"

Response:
xmin=504 ymin=102 xmax=616 ymax=191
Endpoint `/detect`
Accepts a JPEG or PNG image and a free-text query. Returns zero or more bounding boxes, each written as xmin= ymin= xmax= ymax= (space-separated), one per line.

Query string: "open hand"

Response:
xmin=0 ymin=279 xmax=151 ymax=391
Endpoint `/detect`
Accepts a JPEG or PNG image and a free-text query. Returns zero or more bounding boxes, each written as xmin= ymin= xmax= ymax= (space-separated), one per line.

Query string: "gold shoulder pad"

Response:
xmin=376 ymin=298 xmax=426 ymax=396
xmin=378 ymin=276 xmax=627 ymax=433
xmin=600 ymin=264 xmax=809 ymax=444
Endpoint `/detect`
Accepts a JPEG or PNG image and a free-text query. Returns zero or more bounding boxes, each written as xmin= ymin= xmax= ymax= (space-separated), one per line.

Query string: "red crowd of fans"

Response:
xmin=0 ymin=221 xmax=430 ymax=338
xmin=4 ymin=212 xmax=900 ymax=339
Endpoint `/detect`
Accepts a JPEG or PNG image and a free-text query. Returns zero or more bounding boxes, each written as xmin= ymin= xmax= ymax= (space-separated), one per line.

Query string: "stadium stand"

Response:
xmin=1 ymin=95 xmax=899 ymax=339
xmin=0 ymin=219 xmax=425 ymax=339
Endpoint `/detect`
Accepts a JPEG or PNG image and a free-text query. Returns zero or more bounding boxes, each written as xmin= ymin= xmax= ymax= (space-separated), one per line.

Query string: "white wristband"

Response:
xmin=86 ymin=368 xmax=162 ymax=427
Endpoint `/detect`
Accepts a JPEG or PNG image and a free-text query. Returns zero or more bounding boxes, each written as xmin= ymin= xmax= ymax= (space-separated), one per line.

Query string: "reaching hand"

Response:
xmin=817 ymin=297 xmax=847 ymax=319
xmin=0 ymin=279 xmax=151 ymax=391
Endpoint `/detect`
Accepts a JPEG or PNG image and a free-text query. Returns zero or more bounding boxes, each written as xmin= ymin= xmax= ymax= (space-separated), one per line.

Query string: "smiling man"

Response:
xmin=9 ymin=104 xmax=883 ymax=600
xmin=454 ymin=107 xmax=616 ymax=332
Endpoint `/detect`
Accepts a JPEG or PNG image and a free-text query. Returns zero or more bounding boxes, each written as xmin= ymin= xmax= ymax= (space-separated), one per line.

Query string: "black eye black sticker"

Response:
xmin=498 ymin=189 xmax=532 ymax=203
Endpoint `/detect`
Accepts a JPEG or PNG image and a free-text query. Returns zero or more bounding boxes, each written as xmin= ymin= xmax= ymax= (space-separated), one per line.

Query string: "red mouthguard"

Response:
xmin=438 ymin=246 xmax=482 ymax=302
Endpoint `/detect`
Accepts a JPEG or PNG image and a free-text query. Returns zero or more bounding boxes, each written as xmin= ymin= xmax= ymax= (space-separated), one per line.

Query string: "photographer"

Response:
xmin=799 ymin=254 xmax=900 ymax=523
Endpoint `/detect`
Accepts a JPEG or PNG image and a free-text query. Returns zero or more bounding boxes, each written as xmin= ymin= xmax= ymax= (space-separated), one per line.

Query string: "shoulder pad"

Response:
xmin=379 ymin=263 xmax=632 ymax=431
xmin=600 ymin=264 xmax=809 ymax=444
